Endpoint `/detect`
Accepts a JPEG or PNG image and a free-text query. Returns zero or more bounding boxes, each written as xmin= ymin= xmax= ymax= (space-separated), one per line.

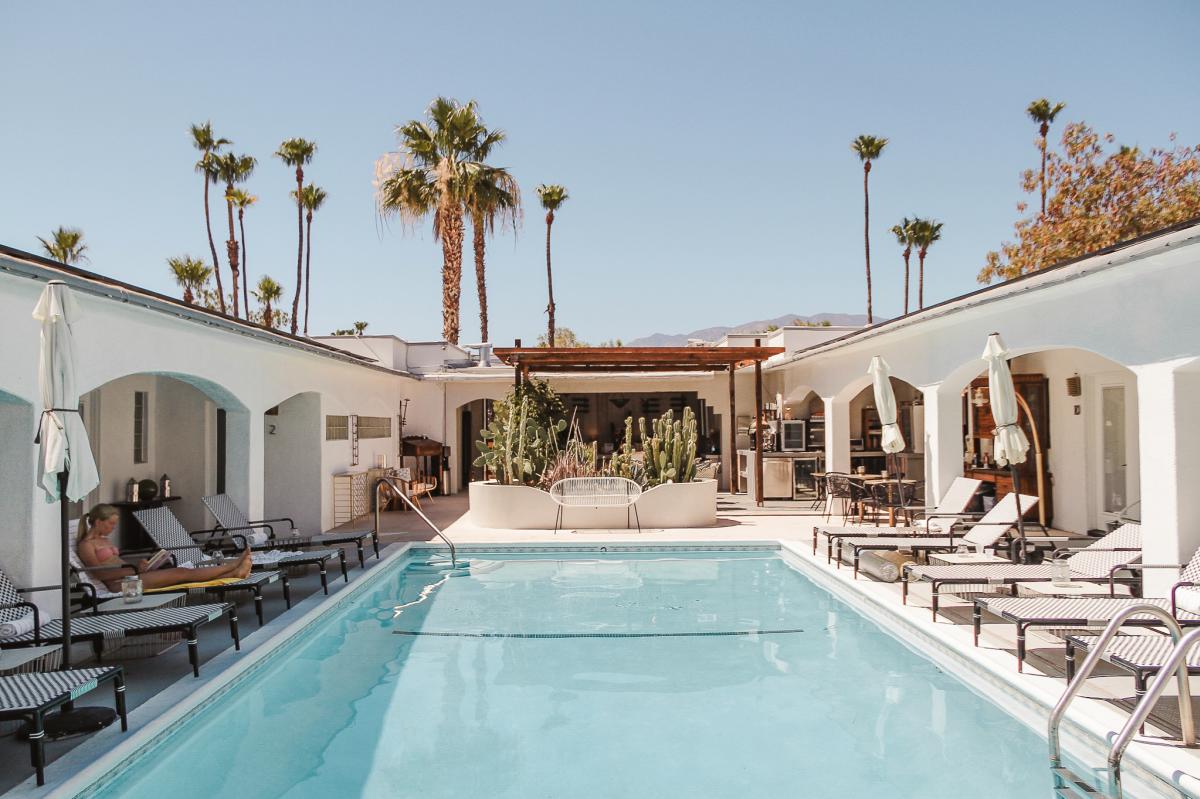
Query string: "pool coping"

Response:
xmin=15 ymin=539 xmax=1200 ymax=798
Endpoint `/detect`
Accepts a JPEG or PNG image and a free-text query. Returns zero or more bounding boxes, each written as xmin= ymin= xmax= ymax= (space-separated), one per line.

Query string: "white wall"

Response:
xmin=0 ymin=393 xmax=35 ymax=588
xmin=264 ymin=393 xmax=322 ymax=535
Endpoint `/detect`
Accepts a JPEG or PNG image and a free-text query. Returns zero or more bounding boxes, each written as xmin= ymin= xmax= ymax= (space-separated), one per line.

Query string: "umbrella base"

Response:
xmin=21 ymin=707 xmax=117 ymax=741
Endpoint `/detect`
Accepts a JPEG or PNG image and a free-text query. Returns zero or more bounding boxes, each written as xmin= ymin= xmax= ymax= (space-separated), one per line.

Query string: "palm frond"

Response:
xmin=851 ymin=134 xmax=888 ymax=161
xmin=536 ymin=184 xmax=569 ymax=212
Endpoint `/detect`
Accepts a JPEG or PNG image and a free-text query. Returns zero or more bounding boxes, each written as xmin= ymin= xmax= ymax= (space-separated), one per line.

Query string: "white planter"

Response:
xmin=467 ymin=479 xmax=718 ymax=530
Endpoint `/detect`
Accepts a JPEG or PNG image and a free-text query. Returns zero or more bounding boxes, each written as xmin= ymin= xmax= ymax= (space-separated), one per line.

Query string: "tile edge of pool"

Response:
xmin=18 ymin=539 xmax=1200 ymax=799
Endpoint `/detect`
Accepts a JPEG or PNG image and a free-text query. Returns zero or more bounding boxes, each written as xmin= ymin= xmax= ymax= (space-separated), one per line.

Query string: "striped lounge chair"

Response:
xmin=203 ymin=493 xmax=378 ymax=569
xmin=902 ymin=523 xmax=1143 ymax=620
xmin=0 ymin=666 xmax=127 ymax=785
xmin=812 ymin=476 xmax=984 ymax=558
xmin=0 ymin=567 xmax=239 ymax=678
xmin=835 ymin=493 xmax=1041 ymax=579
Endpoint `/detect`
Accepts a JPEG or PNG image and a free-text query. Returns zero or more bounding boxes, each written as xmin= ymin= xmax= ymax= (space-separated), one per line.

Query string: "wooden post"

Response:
xmin=513 ymin=339 xmax=522 ymax=389
xmin=754 ymin=338 xmax=764 ymax=507
xmin=728 ymin=365 xmax=738 ymax=494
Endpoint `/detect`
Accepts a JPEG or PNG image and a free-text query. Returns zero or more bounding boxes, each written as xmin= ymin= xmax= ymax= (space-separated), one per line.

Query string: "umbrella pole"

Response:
xmin=1010 ymin=466 xmax=1027 ymax=564
xmin=58 ymin=470 xmax=71 ymax=670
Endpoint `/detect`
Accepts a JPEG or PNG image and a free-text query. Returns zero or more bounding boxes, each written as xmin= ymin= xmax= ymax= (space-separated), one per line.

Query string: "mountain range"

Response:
xmin=626 ymin=313 xmax=869 ymax=347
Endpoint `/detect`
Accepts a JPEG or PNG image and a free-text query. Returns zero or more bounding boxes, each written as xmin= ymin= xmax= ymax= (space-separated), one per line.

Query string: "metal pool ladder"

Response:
xmin=1048 ymin=603 xmax=1198 ymax=798
xmin=374 ymin=477 xmax=457 ymax=568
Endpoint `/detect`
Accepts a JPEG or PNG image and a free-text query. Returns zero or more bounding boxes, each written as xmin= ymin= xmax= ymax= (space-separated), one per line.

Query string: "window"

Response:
xmin=326 ymin=415 xmax=349 ymax=441
xmin=133 ymin=391 xmax=149 ymax=463
xmin=358 ymin=416 xmax=392 ymax=439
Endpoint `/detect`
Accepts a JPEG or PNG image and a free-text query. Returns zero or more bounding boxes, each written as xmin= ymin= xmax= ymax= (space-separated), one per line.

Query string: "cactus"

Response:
xmin=607 ymin=417 xmax=644 ymax=483
xmin=474 ymin=394 xmax=566 ymax=485
xmin=640 ymin=407 xmax=698 ymax=487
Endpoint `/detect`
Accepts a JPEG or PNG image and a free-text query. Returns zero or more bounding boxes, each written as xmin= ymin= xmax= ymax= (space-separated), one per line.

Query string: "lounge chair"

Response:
xmin=836 ymin=493 xmax=1040 ymax=578
xmin=0 ymin=566 xmax=239 ymax=678
xmin=1063 ymin=632 xmax=1200 ymax=697
xmin=903 ymin=523 xmax=1142 ymax=620
xmin=203 ymin=493 xmax=377 ymax=569
xmin=972 ymin=545 xmax=1200 ymax=672
xmin=812 ymin=476 xmax=984 ymax=558
xmin=0 ymin=666 xmax=127 ymax=785
xmin=110 ymin=510 xmax=292 ymax=627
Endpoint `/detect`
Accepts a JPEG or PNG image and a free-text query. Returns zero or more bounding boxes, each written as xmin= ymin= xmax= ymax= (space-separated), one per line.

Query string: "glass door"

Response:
xmin=1101 ymin=385 xmax=1128 ymax=518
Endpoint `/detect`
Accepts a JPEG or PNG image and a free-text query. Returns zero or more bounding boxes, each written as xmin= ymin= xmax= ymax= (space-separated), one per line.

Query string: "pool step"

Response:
xmin=1051 ymin=767 xmax=1106 ymax=797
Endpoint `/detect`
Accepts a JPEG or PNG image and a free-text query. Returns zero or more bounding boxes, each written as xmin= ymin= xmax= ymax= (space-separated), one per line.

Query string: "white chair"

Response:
xmin=549 ymin=477 xmax=643 ymax=533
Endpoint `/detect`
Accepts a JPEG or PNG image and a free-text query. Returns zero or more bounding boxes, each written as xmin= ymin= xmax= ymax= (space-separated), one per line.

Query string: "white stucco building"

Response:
xmin=2 ymin=217 xmax=1198 ymax=602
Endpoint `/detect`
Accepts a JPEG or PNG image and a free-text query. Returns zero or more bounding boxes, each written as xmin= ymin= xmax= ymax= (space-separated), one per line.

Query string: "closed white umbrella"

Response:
xmin=33 ymin=281 xmax=99 ymax=670
xmin=982 ymin=333 xmax=1031 ymax=560
xmin=869 ymin=356 xmax=907 ymax=521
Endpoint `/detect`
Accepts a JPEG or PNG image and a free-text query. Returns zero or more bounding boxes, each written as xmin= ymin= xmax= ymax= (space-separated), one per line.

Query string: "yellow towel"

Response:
xmin=145 ymin=577 xmax=244 ymax=593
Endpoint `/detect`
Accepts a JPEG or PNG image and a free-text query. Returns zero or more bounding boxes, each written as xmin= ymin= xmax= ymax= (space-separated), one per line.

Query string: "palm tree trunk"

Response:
xmin=918 ymin=249 xmax=927 ymax=310
xmin=303 ymin=211 xmax=313 ymax=336
xmin=545 ymin=211 xmax=556 ymax=346
xmin=224 ymin=187 xmax=240 ymax=318
xmin=473 ymin=212 xmax=489 ymax=342
xmin=1039 ymin=122 xmax=1049 ymax=217
xmin=184 ymin=286 xmax=194 ymax=305
xmin=439 ymin=206 xmax=464 ymax=344
xmin=291 ymin=167 xmax=304 ymax=335
xmin=264 ymin=301 xmax=273 ymax=329
xmin=902 ymin=250 xmax=911 ymax=315
xmin=203 ymin=177 xmax=225 ymax=314
xmin=862 ymin=164 xmax=873 ymax=325
xmin=238 ymin=208 xmax=249 ymax=317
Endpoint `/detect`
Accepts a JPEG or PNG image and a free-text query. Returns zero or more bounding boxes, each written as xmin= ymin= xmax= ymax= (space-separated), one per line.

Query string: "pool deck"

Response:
xmin=5 ymin=493 xmax=1200 ymax=797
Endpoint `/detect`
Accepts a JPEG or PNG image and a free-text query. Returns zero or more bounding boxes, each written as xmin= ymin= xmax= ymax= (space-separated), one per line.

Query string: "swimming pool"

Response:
xmin=88 ymin=547 xmax=1057 ymax=797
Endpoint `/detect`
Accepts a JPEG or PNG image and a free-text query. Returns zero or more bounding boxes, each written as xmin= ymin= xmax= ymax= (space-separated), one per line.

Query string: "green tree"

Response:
xmin=274 ymin=138 xmax=318 ymax=334
xmin=465 ymin=164 xmax=521 ymax=342
xmin=851 ymin=135 xmax=888 ymax=325
xmin=166 ymin=255 xmax=212 ymax=304
xmin=1027 ymin=98 xmax=1067 ymax=217
xmin=377 ymin=97 xmax=504 ymax=344
xmin=910 ymin=218 xmax=943 ymax=309
xmin=536 ymin=326 xmax=586 ymax=347
xmin=535 ymin=184 xmax=569 ymax=347
xmin=190 ymin=122 xmax=231 ymax=314
xmin=890 ymin=216 xmax=918 ymax=314
xmin=229 ymin=189 xmax=257 ymax=316
xmin=37 ymin=226 xmax=88 ymax=264
xmin=215 ymin=152 xmax=257 ymax=318
xmin=252 ymin=275 xmax=284 ymax=329
xmin=294 ymin=184 xmax=327 ymax=336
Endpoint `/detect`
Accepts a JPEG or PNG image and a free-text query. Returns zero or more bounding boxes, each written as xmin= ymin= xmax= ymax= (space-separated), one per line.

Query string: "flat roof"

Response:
xmin=493 ymin=346 xmax=785 ymax=373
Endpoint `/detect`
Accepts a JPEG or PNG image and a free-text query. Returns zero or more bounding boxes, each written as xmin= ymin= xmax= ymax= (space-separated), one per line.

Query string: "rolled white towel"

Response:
xmin=1176 ymin=588 xmax=1200 ymax=616
xmin=246 ymin=531 xmax=269 ymax=546
xmin=0 ymin=613 xmax=36 ymax=639
xmin=289 ymin=528 xmax=301 ymax=538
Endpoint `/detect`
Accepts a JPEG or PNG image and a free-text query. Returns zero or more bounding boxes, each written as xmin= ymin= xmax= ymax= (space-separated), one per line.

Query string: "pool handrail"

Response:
xmin=1048 ymin=602 xmax=1195 ymax=798
xmin=374 ymin=477 xmax=457 ymax=568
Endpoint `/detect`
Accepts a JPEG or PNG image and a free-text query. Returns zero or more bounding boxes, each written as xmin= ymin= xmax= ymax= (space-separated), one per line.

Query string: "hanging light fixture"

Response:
xmin=972 ymin=386 xmax=988 ymax=408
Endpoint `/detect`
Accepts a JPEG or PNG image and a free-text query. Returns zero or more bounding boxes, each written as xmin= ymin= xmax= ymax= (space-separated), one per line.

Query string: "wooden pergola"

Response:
xmin=492 ymin=343 xmax=785 ymax=505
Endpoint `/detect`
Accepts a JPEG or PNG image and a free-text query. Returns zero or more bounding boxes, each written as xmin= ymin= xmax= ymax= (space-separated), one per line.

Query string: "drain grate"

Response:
xmin=392 ymin=628 xmax=804 ymax=639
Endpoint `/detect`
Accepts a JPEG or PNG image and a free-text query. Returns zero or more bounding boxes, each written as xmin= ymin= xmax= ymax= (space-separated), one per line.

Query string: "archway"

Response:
xmin=78 ymin=372 xmax=250 ymax=547
xmin=939 ymin=346 xmax=1139 ymax=534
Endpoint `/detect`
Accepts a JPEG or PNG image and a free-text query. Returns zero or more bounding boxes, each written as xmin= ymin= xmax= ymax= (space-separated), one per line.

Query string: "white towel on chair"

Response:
xmin=251 ymin=550 xmax=290 ymax=565
xmin=0 ymin=614 xmax=36 ymax=639
xmin=246 ymin=531 xmax=269 ymax=546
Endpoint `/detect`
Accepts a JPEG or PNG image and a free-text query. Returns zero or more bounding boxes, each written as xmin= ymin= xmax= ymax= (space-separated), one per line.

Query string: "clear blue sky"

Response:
xmin=2 ymin=1 xmax=1198 ymax=344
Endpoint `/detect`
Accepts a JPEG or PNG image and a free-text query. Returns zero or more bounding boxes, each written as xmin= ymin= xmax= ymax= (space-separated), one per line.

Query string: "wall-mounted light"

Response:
xmin=972 ymin=387 xmax=988 ymax=408
xmin=1066 ymin=374 xmax=1082 ymax=397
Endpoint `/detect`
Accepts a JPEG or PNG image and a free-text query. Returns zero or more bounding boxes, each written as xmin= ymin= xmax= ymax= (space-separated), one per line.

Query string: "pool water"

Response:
xmin=94 ymin=549 xmax=1055 ymax=798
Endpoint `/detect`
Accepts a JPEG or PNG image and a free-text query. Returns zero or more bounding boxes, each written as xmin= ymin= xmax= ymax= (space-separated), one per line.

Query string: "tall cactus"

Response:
xmin=640 ymin=407 xmax=698 ymax=486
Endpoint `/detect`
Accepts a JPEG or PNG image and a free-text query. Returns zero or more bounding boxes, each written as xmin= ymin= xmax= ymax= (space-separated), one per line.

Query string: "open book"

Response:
xmin=143 ymin=548 xmax=172 ymax=571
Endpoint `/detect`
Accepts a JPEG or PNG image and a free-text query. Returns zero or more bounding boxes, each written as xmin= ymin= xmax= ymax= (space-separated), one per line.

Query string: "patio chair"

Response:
xmin=0 ymin=666 xmax=127 ymax=785
xmin=812 ymin=476 xmax=983 ymax=557
xmin=836 ymin=493 xmax=1041 ymax=579
xmin=972 ymin=543 xmax=1200 ymax=672
xmin=203 ymin=493 xmax=378 ymax=569
xmin=824 ymin=473 xmax=866 ymax=522
xmin=861 ymin=481 xmax=920 ymax=527
xmin=137 ymin=505 xmax=345 ymax=594
xmin=0 ymin=565 xmax=239 ymax=678
xmin=903 ymin=523 xmax=1143 ymax=620
xmin=132 ymin=507 xmax=297 ymax=625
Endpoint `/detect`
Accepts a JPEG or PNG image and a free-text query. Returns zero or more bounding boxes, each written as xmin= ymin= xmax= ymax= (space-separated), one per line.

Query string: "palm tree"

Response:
xmin=910 ymin=218 xmax=944 ymax=310
xmin=191 ymin=122 xmax=231 ymax=314
xmin=252 ymin=275 xmax=284 ymax=329
xmin=890 ymin=217 xmax=917 ymax=315
xmin=166 ymin=255 xmax=213 ymax=304
xmin=37 ymin=227 xmax=88 ymax=264
xmin=376 ymin=97 xmax=503 ymax=344
xmin=294 ymin=184 xmax=327 ymax=336
xmin=465 ymin=164 xmax=521 ymax=342
xmin=353 ymin=321 xmax=368 ymax=335
xmin=851 ymin=135 xmax=888 ymax=325
xmin=229 ymin=189 xmax=257 ymax=316
xmin=1026 ymin=99 xmax=1066 ymax=217
xmin=274 ymin=138 xmax=317 ymax=334
xmin=535 ymin=184 xmax=569 ymax=346
xmin=215 ymin=152 xmax=257 ymax=318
